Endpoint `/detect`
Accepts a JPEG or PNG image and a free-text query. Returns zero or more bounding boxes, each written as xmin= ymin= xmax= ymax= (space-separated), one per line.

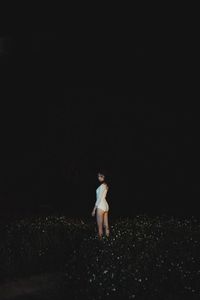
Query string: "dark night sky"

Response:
xmin=0 ymin=30 xmax=199 ymax=217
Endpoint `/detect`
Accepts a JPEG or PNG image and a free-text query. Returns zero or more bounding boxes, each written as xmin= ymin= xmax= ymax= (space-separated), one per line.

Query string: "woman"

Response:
xmin=91 ymin=171 xmax=110 ymax=240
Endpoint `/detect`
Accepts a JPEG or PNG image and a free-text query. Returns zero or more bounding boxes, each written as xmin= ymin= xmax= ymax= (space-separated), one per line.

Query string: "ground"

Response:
xmin=0 ymin=214 xmax=200 ymax=299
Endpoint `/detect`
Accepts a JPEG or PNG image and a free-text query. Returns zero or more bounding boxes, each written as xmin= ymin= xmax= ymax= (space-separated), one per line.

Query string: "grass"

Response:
xmin=0 ymin=214 xmax=200 ymax=299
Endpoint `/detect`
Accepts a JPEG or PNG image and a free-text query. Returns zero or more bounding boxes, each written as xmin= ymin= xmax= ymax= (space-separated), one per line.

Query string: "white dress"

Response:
xmin=95 ymin=183 xmax=109 ymax=212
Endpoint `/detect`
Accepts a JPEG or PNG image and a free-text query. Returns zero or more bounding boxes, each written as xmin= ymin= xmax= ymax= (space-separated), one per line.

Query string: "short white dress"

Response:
xmin=95 ymin=183 xmax=109 ymax=212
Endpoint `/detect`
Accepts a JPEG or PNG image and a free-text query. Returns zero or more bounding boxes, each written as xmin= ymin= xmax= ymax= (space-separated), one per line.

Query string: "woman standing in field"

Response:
xmin=91 ymin=171 xmax=110 ymax=240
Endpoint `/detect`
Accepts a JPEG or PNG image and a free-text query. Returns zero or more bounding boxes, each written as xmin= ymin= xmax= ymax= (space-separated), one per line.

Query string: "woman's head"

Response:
xmin=97 ymin=171 xmax=106 ymax=182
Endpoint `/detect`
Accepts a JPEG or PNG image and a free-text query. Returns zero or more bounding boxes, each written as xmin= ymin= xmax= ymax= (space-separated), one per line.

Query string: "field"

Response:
xmin=0 ymin=214 xmax=200 ymax=299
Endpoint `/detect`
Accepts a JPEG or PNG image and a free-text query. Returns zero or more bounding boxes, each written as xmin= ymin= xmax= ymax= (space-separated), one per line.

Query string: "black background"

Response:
xmin=0 ymin=29 xmax=198 ymax=218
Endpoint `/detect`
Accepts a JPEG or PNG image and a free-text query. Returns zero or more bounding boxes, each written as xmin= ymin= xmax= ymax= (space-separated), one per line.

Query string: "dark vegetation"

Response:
xmin=0 ymin=214 xmax=200 ymax=299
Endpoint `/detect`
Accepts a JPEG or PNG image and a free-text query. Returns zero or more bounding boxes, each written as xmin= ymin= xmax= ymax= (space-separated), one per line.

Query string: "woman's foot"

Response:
xmin=98 ymin=233 xmax=103 ymax=240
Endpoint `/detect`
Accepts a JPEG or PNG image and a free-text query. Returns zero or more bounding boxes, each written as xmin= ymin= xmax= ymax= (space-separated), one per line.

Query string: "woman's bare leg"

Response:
xmin=103 ymin=211 xmax=110 ymax=237
xmin=96 ymin=208 xmax=104 ymax=240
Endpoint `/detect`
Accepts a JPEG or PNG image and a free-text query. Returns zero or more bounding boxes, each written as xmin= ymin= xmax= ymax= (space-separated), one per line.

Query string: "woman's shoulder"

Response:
xmin=102 ymin=182 xmax=109 ymax=190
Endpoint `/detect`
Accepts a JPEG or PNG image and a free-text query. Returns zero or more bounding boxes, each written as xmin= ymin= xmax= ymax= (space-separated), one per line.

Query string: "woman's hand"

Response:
xmin=91 ymin=209 xmax=95 ymax=217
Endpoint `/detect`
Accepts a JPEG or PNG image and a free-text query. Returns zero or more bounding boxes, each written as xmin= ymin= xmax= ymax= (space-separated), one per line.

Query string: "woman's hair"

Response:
xmin=97 ymin=170 xmax=107 ymax=178
xmin=98 ymin=169 xmax=110 ymax=186
xmin=97 ymin=170 xmax=110 ymax=195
